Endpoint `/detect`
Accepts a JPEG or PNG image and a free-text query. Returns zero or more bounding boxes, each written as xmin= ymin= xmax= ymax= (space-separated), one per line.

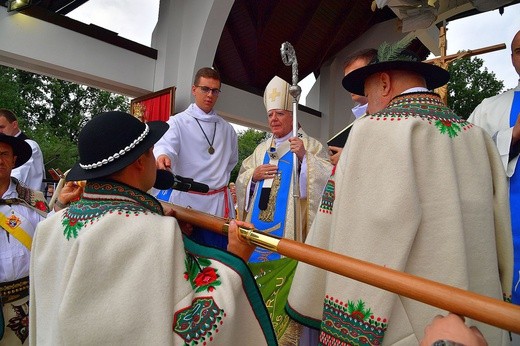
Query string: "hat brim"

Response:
xmin=342 ymin=61 xmax=450 ymax=96
xmin=0 ymin=135 xmax=32 ymax=168
xmin=67 ymin=121 xmax=168 ymax=182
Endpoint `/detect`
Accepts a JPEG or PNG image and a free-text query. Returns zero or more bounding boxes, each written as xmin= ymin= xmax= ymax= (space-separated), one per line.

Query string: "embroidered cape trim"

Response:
xmin=287 ymin=296 xmax=388 ymax=345
xmin=13 ymin=178 xmax=49 ymax=213
xmin=62 ymin=180 xmax=163 ymax=240
xmin=319 ymin=167 xmax=336 ymax=214
xmin=371 ymin=92 xmax=473 ymax=138
xmin=5 ymin=299 xmax=29 ymax=343
xmin=181 ymin=235 xmax=278 ymax=345
xmin=320 ymin=296 xmax=387 ymax=345
xmin=173 ymin=296 xmax=226 ymax=345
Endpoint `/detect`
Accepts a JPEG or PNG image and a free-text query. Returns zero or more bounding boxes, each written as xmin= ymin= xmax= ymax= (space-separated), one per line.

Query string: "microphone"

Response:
xmin=154 ymin=169 xmax=209 ymax=193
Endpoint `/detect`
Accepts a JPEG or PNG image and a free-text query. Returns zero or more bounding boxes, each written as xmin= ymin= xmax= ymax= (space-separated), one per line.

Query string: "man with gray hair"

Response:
xmin=287 ymin=38 xmax=512 ymax=344
xmin=236 ymin=75 xmax=331 ymax=343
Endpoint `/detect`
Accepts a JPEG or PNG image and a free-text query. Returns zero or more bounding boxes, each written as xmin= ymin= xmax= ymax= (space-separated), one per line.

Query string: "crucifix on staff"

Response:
xmin=424 ymin=24 xmax=506 ymax=104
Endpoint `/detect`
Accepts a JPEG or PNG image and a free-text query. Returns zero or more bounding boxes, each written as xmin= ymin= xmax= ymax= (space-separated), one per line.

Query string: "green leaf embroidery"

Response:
xmin=62 ymin=217 xmax=84 ymax=240
xmin=435 ymin=119 xmax=462 ymax=138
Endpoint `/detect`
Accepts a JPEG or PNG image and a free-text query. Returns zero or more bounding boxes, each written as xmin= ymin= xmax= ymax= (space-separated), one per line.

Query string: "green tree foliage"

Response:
xmin=0 ymin=65 xmax=130 ymax=175
xmin=31 ymin=123 xmax=79 ymax=173
xmin=230 ymin=128 xmax=267 ymax=183
xmin=447 ymin=55 xmax=504 ymax=120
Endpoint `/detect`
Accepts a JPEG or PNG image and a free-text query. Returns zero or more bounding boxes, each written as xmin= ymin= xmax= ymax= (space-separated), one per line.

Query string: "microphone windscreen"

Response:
xmin=180 ymin=177 xmax=210 ymax=193
xmin=153 ymin=169 xmax=175 ymax=190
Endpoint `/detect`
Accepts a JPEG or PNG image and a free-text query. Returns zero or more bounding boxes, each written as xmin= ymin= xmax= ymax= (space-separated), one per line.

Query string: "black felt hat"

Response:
xmin=67 ymin=111 xmax=168 ymax=181
xmin=0 ymin=134 xmax=32 ymax=168
xmin=342 ymin=38 xmax=450 ymax=96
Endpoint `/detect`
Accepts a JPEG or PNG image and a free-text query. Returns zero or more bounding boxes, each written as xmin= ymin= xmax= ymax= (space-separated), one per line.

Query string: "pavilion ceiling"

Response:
xmin=9 ymin=0 xmax=520 ymax=96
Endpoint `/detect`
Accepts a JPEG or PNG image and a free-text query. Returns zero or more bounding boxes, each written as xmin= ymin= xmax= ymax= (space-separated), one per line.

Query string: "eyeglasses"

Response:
xmin=195 ymin=85 xmax=221 ymax=96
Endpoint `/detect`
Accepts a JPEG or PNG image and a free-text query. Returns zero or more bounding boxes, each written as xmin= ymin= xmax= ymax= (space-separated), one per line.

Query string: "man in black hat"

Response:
xmin=0 ymin=134 xmax=49 ymax=345
xmin=287 ymin=38 xmax=513 ymax=344
xmin=28 ymin=111 xmax=276 ymax=345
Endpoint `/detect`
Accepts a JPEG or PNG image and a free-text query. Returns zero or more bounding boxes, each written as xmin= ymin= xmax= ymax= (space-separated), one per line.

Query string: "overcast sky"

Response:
xmin=440 ymin=4 xmax=519 ymax=90
xmin=69 ymin=0 xmax=160 ymax=47
xmin=68 ymin=1 xmax=520 ymax=93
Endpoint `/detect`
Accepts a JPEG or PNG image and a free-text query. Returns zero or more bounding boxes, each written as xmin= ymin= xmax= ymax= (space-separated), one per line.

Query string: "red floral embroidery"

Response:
xmin=184 ymin=253 xmax=222 ymax=293
xmin=194 ymin=267 xmax=218 ymax=287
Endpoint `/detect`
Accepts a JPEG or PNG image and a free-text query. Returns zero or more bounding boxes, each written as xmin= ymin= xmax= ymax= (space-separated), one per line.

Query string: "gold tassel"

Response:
xmin=278 ymin=320 xmax=303 ymax=346
xmin=260 ymin=173 xmax=280 ymax=221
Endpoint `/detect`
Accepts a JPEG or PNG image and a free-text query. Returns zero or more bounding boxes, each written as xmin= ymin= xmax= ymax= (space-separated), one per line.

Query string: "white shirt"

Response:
xmin=153 ymin=104 xmax=238 ymax=217
xmin=12 ymin=131 xmax=45 ymax=191
xmin=468 ymin=82 xmax=520 ymax=177
xmin=0 ymin=180 xmax=46 ymax=282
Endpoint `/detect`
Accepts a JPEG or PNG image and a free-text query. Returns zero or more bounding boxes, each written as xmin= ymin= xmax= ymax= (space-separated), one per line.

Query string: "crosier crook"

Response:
xmin=280 ymin=42 xmax=303 ymax=242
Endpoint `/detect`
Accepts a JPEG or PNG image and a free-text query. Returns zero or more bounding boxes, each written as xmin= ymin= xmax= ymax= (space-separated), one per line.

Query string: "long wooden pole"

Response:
xmin=167 ymin=202 xmax=520 ymax=334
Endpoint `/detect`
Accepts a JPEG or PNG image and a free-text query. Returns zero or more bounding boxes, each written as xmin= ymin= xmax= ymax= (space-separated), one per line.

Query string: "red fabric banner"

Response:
xmin=131 ymin=87 xmax=175 ymax=123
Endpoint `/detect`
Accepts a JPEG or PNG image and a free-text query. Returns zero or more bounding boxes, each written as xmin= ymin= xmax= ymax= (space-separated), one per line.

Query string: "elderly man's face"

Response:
xmin=267 ymin=109 xmax=293 ymax=138
xmin=0 ymin=142 xmax=16 ymax=181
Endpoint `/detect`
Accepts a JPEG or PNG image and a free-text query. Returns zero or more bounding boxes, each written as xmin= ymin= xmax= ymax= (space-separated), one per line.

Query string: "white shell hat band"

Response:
xmin=79 ymin=124 xmax=150 ymax=170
